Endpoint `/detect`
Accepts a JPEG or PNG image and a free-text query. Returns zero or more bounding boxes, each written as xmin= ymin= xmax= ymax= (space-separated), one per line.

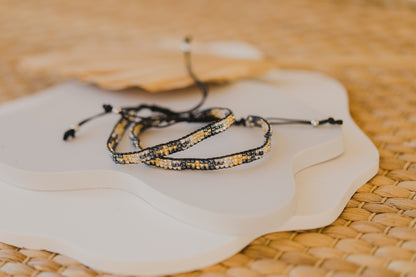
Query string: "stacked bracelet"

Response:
xmin=108 ymin=107 xmax=236 ymax=165
xmin=128 ymin=113 xmax=272 ymax=170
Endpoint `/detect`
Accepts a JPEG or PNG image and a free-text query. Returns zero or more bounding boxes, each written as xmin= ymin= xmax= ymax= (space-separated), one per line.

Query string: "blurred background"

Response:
xmin=1 ymin=0 xmax=415 ymax=101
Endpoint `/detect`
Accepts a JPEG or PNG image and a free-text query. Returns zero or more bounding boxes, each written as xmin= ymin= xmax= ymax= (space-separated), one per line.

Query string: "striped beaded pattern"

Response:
xmin=108 ymin=108 xmax=235 ymax=164
xmin=132 ymin=115 xmax=272 ymax=170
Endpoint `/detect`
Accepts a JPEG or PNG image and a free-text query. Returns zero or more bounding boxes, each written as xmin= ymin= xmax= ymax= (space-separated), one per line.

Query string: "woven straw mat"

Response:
xmin=1 ymin=1 xmax=416 ymax=277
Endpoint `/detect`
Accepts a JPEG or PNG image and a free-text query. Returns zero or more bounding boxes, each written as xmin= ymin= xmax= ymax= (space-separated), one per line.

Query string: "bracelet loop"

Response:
xmin=128 ymin=111 xmax=272 ymax=170
xmin=108 ymin=107 xmax=235 ymax=165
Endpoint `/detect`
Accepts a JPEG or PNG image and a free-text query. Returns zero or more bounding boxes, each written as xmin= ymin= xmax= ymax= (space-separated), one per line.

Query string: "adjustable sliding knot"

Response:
xmin=103 ymin=104 xmax=124 ymax=114
xmin=102 ymin=104 xmax=113 ymax=113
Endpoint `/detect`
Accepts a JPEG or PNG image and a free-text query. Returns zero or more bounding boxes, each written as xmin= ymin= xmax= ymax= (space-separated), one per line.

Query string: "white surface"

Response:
xmin=261 ymin=70 xmax=379 ymax=227
xmin=0 ymin=74 xmax=343 ymax=235
xmin=0 ymin=70 xmax=379 ymax=275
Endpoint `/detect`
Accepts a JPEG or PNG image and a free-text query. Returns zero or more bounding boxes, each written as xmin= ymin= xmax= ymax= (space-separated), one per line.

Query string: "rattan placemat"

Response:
xmin=1 ymin=1 xmax=416 ymax=276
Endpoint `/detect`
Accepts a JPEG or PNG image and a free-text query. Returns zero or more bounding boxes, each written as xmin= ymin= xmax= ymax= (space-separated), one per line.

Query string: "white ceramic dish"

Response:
xmin=0 ymin=72 xmax=343 ymax=235
xmin=0 ymin=70 xmax=378 ymax=275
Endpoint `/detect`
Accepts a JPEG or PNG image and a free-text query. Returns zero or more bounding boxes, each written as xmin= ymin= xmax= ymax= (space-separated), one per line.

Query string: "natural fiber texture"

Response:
xmin=1 ymin=0 xmax=416 ymax=277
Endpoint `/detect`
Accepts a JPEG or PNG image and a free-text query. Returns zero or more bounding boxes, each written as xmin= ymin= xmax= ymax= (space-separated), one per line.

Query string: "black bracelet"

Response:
xmin=108 ymin=107 xmax=236 ymax=165
xmin=127 ymin=112 xmax=272 ymax=170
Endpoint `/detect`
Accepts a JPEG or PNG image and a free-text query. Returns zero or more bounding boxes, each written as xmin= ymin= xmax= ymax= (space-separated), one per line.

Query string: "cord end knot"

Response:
xmin=63 ymin=128 xmax=76 ymax=141
xmin=318 ymin=117 xmax=343 ymax=126
xmin=103 ymin=104 xmax=113 ymax=113
xmin=327 ymin=117 xmax=343 ymax=125
xmin=63 ymin=124 xmax=79 ymax=141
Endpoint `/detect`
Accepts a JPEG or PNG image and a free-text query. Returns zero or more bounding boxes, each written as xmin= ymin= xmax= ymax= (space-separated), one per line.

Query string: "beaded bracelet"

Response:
xmin=108 ymin=107 xmax=236 ymax=165
xmin=124 ymin=114 xmax=343 ymax=171
xmin=124 ymin=112 xmax=272 ymax=170
xmin=130 ymin=115 xmax=272 ymax=170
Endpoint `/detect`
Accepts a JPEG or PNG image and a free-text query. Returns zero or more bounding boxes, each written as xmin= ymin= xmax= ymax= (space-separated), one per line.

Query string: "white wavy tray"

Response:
xmin=0 ymin=70 xmax=378 ymax=275
xmin=0 ymin=71 xmax=343 ymax=235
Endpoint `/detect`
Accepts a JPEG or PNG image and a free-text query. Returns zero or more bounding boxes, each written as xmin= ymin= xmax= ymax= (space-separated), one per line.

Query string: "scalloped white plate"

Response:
xmin=0 ymin=70 xmax=378 ymax=275
xmin=0 ymin=73 xmax=343 ymax=236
